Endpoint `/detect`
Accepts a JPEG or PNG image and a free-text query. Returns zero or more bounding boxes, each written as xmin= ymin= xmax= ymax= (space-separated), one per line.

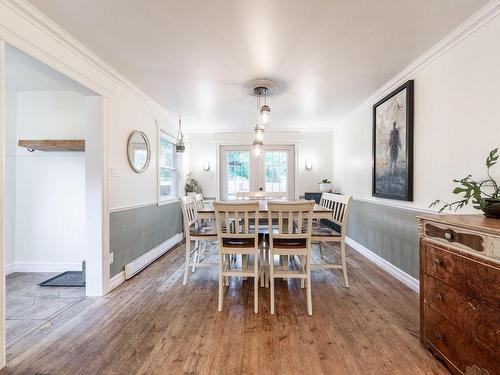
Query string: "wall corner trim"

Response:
xmin=342 ymin=0 xmax=500 ymax=123
xmin=108 ymin=271 xmax=125 ymax=292
xmin=346 ymin=237 xmax=419 ymax=293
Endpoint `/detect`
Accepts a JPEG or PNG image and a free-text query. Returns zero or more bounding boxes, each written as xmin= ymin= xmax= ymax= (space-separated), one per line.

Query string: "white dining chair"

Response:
xmin=194 ymin=193 xmax=205 ymax=210
xmin=179 ymin=195 xmax=218 ymax=285
xmin=267 ymin=200 xmax=315 ymax=315
xmin=214 ymin=201 xmax=263 ymax=313
xmin=310 ymin=193 xmax=352 ymax=288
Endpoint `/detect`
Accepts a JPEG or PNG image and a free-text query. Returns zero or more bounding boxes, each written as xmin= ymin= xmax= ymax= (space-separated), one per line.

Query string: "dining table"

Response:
xmin=197 ymin=199 xmax=334 ymax=220
xmin=196 ymin=199 xmax=334 ymax=288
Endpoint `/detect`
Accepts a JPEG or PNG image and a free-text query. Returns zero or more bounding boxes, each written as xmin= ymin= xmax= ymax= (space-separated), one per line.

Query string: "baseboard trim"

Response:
xmin=5 ymin=262 xmax=82 ymax=274
xmin=5 ymin=263 xmax=15 ymax=275
xmin=346 ymin=237 xmax=419 ymax=293
xmin=124 ymin=233 xmax=183 ymax=280
xmin=108 ymin=271 xmax=125 ymax=292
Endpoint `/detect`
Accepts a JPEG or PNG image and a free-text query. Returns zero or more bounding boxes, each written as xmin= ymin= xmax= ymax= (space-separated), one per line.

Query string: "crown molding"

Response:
xmin=1 ymin=0 xmax=177 ymax=120
xmin=338 ymin=0 xmax=500 ymax=128
xmin=187 ymin=128 xmax=334 ymax=135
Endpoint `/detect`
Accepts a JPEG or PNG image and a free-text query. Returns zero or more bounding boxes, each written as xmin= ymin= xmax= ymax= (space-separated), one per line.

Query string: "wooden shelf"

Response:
xmin=18 ymin=139 xmax=85 ymax=152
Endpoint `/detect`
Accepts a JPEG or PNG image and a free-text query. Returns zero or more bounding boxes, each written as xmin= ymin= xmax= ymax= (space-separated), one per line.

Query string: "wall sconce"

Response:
xmin=305 ymin=159 xmax=313 ymax=170
xmin=202 ymin=160 xmax=210 ymax=171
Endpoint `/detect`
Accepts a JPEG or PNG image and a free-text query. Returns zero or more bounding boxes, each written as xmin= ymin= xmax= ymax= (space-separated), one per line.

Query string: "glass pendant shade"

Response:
xmin=254 ymin=124 xmax=265 ymax=141
xmin=260 ymin=105 xmax=271 ymax=125
xmin=252 ymin=138 xmax=263 ymax=156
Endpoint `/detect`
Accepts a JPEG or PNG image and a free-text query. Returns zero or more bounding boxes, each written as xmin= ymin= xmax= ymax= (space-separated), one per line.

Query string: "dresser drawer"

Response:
xmin=424 ymin=222 xmax=486 ymax=253
xmin=424 ymin=274 xmax=500 ymax=351
xmin=424 ymin=306 xmax=498 ymax=375
xmin=423 ymin=242 xmax=500 ymax=310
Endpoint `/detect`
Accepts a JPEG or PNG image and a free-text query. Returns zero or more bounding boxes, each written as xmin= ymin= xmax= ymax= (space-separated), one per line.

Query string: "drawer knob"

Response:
xmin=433 ymin=258 xmax=442 ymax=266
xmin=444 ymin=232 xmax=453 ymax=241
xmin=435 ymin=293 xmax=443 ymax=301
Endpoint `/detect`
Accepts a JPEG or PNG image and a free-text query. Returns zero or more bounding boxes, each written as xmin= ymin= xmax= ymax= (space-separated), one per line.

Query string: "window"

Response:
xmin=158 ymin=129 xmax=177 ymax=202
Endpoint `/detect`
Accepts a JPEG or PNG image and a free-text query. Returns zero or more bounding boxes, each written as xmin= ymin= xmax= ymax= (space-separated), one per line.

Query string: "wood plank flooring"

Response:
xmin=0 ymin=243 xmax=448 ymax=375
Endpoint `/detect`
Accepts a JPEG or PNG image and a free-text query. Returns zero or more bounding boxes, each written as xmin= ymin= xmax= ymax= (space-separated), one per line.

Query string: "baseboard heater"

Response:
xmin=124 ymin=233 xmax=183 ymax=279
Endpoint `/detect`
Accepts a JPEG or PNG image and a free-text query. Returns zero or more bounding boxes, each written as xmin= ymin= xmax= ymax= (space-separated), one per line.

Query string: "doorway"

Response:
xmin=220 ymin=145 xmax=295 ymax=200
xmin=0 ymin=42 xmax=106 ymax=353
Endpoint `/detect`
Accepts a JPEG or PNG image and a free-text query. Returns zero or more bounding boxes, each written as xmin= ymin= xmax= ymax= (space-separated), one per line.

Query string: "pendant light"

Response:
xmin=175 ymin=114 xmax=185 ymax=153
xmin=244 ymin=79 xmax=278 ymax=156
xmin=259 ymin=89 xmax=271 ymax=125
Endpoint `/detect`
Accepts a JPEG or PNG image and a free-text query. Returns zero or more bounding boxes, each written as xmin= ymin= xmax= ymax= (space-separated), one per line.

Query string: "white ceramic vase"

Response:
xmin=319 ymin=183 xmax=332 ymax=193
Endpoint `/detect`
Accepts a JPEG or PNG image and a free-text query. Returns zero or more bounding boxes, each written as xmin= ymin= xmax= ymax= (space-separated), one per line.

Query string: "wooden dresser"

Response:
xmin=419 ymin=214 xmax=500 ymax=375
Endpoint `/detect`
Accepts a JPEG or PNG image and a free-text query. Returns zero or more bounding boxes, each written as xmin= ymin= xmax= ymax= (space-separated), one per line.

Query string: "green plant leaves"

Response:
xmin=486 ymin=148 xmax=499 ymax=168
xmin=430 ymin=147 xmax=498 ymax=212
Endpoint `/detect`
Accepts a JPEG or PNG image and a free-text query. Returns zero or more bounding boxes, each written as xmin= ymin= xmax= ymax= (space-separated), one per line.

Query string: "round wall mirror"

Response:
xmin=127 ymin=131 xmax=151 ymax=173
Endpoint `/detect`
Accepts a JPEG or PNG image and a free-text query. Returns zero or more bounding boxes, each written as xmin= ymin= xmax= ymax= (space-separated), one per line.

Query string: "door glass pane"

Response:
xmin=265 ymin=151 xmax=288 ymax=193
xmin=227 ymin=151 xmax=250 ymax=200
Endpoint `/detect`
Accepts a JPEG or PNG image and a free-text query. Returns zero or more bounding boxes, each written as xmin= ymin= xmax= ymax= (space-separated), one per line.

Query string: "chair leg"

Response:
xmin=242 ymin=254 xmax=248 ymax=281
xmin=183 ymin=237 xmax=191 ymax=285
xmin=270 ymin=252 xmax=275 ymax=315
xmin=300 ymin=255 xmax=305 ymax=289
xmin=218 ymin=253 xmax=224 ymax=312
xmin=319 ymin=242 xmax=324 ymax=259
xmin=306 ymin=254 xmax=312 ymax=316
xmin=265 ymin=248 xmax=270 ymax=288
xmin=192 ymin=240 xmax=199 ymax=272
xmin=341 ymin=241 xmax=349 ymax=288
xmin=254 ymin=251 xmax=259 ymax=313
xmin=260 ymin=242 xmax=265 ymax=288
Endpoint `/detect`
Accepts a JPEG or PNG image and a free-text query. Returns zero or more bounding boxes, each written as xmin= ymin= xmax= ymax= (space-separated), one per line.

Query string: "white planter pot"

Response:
xmin=319 ymin=183 xmax=332 ymax=193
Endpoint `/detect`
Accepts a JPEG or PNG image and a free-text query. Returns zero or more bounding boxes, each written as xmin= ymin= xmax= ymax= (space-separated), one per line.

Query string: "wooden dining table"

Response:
xmin=197 ymin=200 xmax=333 ymax=220
xmin=197 ymin=199 xmax=334 ymax=288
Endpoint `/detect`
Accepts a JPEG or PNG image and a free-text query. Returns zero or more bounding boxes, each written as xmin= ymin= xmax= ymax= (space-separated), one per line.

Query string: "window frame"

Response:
xmin=157 ymin=125 xmax=179 ymax=205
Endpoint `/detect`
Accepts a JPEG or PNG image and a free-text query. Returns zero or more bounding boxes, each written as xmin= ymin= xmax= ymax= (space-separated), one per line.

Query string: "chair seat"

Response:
xmin=222 ymin=233 xmax=264 ymax=248
xmin=190 ymin=225 xmax=217 ymax=237
xmin=272 ymin=238 xmax=307 ymax=249
xmin=311 ymin=222 xmax=340 ymax=237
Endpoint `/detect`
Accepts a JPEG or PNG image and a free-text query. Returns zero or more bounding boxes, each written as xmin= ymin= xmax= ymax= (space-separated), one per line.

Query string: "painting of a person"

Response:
xmin=389 ymin=122 xmax=401 ymax=175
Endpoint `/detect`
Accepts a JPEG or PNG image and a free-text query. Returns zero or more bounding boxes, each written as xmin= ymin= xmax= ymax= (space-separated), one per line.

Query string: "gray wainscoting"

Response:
xmin=110 ymin=202 xmax=183 ymax=277
xmin=347 ymin=199 xmax=421 ymax=279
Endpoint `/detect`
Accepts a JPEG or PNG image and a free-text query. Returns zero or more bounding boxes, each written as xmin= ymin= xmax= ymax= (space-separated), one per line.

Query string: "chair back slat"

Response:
xmin=267 ymin=201 xmax=314 ymax=243
xmin=179 ymin=196 xmax=200 ymax=234
xmin=318 ymin=193 xmax=352 ymax=235
xmin=214 ymin=201 xmax=260 ymax=250
xmin=194 ymin=193 xmax=205 ymax=210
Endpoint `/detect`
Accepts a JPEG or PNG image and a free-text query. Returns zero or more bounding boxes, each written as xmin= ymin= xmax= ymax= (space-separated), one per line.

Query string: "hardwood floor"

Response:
xmin=0 ymin=243 xmax=448 ymax=375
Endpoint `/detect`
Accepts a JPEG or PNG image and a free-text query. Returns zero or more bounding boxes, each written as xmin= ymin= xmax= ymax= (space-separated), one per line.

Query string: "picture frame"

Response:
xmin=372 ymin=80 xmax=414 ymax=201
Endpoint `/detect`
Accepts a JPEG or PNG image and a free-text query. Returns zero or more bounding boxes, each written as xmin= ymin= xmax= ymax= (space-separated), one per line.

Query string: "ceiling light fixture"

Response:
xmin=245 ymin=80 xmax=278 ymax=156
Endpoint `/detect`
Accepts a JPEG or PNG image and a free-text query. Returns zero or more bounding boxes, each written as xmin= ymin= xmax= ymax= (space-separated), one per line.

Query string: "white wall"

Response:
xmin=188 ymin=131 xmax=334 ymax=198
xmin=334 ymin=12 xmax=500 ymax=212
xmin=11 ymin=91 xmax=86 ymax=268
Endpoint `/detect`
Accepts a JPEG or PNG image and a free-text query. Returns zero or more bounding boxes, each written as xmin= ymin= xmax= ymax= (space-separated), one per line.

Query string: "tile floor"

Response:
xmin=6 ymin=272 xmax=86 ymax=345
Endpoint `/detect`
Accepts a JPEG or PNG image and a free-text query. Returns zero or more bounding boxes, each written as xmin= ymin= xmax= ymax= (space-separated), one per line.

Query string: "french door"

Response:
xmin=220 ymin=145 xmax=295 ymax=200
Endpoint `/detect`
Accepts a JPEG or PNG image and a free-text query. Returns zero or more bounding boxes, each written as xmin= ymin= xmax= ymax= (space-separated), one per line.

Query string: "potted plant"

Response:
xmin=319 ymin=178 xmax=332 ymax=193
xmin=431 ymin=148 xmax=500 ymax=218
xmin=185 ymin=175 xmax=202 ymax=195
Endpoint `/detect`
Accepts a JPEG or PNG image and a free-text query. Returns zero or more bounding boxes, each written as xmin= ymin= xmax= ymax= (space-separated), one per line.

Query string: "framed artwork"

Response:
xmin=372 ymin=80 xmax=414 ymax=201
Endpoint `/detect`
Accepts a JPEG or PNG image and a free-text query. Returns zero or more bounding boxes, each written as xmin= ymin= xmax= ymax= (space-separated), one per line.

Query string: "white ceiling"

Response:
xmin=27 ymin=0 xmax=487 ymax=131
xmin=6 ymin=44 xmax=96 ymax=95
